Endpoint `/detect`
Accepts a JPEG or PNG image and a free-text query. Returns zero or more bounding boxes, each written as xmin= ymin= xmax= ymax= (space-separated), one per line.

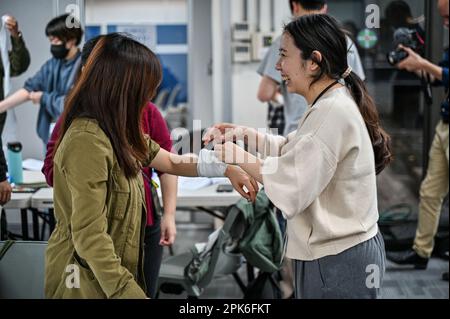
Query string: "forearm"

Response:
xmin=421 ymin=59 xmax=443 ymax=82
xmin=238 ymin=152 xmax=264 ymax=184
xmin=159 ymin=173 xmax=178 ymax=215
xmin=0 ymin=88 xmax=29 ymax=113
xmin=243 ymin=128 xmax=267 ymax=155
xmin=151 ymin=150 xmax=199 ymax=177
xmin=10 ymin=35 xmax=31 ymax=76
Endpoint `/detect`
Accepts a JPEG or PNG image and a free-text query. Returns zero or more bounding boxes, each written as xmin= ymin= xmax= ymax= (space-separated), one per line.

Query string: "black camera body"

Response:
xmin=387 ymin=27 xmax=425 ymax=66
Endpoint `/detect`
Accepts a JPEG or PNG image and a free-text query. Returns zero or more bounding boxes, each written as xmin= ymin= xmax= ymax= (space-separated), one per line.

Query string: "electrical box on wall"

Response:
xmin=232 ymin=22 xmax=251 ymax=41
xmin=232 ymin=43 xmax=252 ymax=63
xmin=251 ymin=32 xmax=276 ymax=61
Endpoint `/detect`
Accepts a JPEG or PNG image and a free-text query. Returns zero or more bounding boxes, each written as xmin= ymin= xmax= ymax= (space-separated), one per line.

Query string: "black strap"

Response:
xmin=0 ymin=240 xmax=15 ymax=261
xmin=311 ymin=80 xmax=340 ymax=107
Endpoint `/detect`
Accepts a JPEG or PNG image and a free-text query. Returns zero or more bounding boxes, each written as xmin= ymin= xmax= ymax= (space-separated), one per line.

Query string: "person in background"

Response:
xmin=387 ymin=0 xmax=449 ymax=282
xmin=205 ymin=14 xmax=391 ymax=299
xmin=0 ymin=15 xmax=30 ymax=205
xmin=0 ymin=14 xmax=82 ymax=146
xmin=42 ymin=35 xmax=178 ymax=298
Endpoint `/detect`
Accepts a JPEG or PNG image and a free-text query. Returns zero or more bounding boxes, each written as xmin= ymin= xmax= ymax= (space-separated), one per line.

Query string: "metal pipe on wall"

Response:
xmin=270 ymin=0 xmax=275 ymax=32
xmin=243 ymin=0 xmax=248 ymax=21
xmin=256 ymin=0 xmax=261 ymax=32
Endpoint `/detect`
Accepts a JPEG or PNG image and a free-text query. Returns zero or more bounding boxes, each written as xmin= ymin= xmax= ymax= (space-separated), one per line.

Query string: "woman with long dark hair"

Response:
xmin=45 ymin=34 xmax=257 ymax=299
xmin=204 ymin=14 xmax=393 ymax=299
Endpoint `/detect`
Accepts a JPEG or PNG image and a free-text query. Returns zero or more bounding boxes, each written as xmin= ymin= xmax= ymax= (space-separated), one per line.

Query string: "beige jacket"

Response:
xmin=262 ymin=86 xmax=379 ymax=261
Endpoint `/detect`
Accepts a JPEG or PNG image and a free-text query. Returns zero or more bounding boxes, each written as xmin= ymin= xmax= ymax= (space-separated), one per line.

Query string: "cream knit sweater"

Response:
xmin=262 ymin=86 xmax=379 ymax=261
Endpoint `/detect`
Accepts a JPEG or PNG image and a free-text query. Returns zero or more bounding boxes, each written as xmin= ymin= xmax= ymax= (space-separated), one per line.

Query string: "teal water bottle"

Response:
xmin=7 ymin=142 xmax=23 ymax=184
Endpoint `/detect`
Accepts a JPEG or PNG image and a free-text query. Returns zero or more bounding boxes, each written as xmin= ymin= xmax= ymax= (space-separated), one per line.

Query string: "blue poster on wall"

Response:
xmin=99 ymin=23 xmax=188 ymax=106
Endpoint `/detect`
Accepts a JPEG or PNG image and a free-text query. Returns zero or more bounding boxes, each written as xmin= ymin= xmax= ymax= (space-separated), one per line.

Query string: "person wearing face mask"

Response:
xmin=0 ymin=14 xmax=83 ymax=145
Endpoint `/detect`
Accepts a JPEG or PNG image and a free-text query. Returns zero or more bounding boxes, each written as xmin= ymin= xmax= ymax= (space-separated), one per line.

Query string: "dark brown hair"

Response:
xmin=284 ymin=14 xmax=393 ymax=174
xmin=55 ymin=33 xmax=162 ymax=178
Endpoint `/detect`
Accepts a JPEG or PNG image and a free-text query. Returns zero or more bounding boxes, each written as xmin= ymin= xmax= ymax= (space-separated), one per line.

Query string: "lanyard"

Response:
xmin=311 ymin=80 xmax=340 ymax=108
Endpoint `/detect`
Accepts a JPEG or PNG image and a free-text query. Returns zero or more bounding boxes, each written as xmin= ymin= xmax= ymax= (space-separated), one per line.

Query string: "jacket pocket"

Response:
xmin=110 ymin=169 xmax=131 ymax=220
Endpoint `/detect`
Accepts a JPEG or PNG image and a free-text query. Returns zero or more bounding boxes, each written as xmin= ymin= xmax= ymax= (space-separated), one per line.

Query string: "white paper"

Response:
xmin=177 ymin=176 xmax=212 ymax=191
xmin=22 ymin=158 xmax=44 ymax=171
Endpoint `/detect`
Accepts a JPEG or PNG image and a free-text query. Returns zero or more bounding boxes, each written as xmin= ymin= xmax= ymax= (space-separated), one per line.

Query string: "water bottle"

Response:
xmin=7 ymin=142 xmax=23 ymax=184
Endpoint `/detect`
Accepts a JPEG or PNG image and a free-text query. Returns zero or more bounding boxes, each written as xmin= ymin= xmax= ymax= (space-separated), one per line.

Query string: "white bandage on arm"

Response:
xmin=197 ymin=149 xmax=227 ymax=177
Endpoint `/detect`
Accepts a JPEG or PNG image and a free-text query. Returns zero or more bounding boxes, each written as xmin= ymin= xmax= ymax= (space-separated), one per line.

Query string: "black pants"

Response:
xmin=143 ymin=215 xmax=164 ymax=298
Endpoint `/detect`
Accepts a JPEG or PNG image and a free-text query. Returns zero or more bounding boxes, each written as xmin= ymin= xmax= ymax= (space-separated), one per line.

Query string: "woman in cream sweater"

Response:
xmin=203 ymin=14 xmax=393 ymax=299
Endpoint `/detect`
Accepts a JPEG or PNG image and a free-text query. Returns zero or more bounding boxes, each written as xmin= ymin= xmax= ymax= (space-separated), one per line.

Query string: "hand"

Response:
xmin=29 ymin=91 xmax=43 ymax=105
xmin=202 ymin=123 xmax=238 ymax=146
xmin=224 ymin=165 xmax=258 ymax=202
xmin=203 ymin=123 xmax=254 ymax=146
xmin=0 ymin=180 xmax=13 ymax=205
xmin=4 ymin=15 xmax=20 ymax=38
xmin=214 ymin=142 xmax=246 ymax=165
xmin=397 ymin=45 xmax=425 ymax=73
xmin=160 ymin=214 xmax=177 ymax=246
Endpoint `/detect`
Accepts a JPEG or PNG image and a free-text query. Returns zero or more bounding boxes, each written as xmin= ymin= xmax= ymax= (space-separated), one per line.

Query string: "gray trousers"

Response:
xmin=294 ymin=232 xmax=386 ymax=299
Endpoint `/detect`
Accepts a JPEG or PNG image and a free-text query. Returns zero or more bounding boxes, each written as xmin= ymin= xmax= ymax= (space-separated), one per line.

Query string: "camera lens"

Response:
xmin=387 ymin=49 xmax=409 ymax=66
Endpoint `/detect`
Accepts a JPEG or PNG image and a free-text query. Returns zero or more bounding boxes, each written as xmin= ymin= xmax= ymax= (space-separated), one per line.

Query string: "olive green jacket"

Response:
xmin=45 ymin=118 xmax=160 ymax=299
xmin=0 ymin=35 xmax=31 ymax=101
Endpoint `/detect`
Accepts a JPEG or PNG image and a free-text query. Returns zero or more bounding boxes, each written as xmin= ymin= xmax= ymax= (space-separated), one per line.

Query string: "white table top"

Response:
xmin=3 ymin=192 xmax=33 ymax=209
xmin=31 ymin=184 xmax=242 ymax=210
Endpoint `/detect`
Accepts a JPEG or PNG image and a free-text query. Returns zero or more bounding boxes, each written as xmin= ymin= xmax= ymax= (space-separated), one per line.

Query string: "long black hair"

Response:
xmin=284 ymin=14 xmax=393 ymax=174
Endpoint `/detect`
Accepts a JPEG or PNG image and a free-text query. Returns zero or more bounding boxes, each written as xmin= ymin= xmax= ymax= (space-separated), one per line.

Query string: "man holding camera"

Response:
xmin=388 ymin=0 xmax=449 ymax=281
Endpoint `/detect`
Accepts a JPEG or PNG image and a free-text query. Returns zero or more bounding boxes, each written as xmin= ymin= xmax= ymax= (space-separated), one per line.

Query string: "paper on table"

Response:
xmin=22 ymin=158 xmax=44 ymax=171
xmin=210 ymin=177 xmax=231 ymax=185
xmin=178 ymin=176 xmax=212 ymax=191
xmin=151 ymin=174 xmax=219 ymax=191
xmin=21 ymin=170 xmax=47 ymax=186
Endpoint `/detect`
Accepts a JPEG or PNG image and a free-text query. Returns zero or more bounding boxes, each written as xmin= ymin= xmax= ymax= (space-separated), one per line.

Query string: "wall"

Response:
xmin=85 ymin=0 xmax=189 ymax=107
xmin=0 ymin=0 xmax=80 ymax=160
xmin=188 ymin=0 xmax=213 ymax=129
xmin=229 ymin=0 xmax=291 ymax=130
xmin=85 ymin=0 xmax=187 ymax=26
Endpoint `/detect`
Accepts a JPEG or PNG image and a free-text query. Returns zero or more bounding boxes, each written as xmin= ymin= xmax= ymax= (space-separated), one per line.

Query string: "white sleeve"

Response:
xmin=262 ymin=134 xmax=337 ymax=219
xmin=346 ymin=37 xmax=366 ymax=81
xmin=262 ymin=134 xmax=288 ymax=158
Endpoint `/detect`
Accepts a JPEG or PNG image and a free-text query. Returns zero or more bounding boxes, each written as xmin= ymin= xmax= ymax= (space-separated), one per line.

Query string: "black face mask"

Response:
xmin=50 ymin=43 xmax=69 ymax=59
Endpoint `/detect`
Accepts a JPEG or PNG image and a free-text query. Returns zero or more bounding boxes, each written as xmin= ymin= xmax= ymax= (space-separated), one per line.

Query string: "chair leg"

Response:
xmin=1 ymin=209 xmax=7 ymax=241
xmin=232 ymin=272 xmax=247 ymax=294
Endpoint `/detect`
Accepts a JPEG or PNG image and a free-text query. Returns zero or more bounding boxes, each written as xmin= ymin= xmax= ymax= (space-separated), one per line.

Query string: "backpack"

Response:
xmin=235 ymin=189 xmax=284 ymax=273
xmin=244 ymin=272 xmax=283 ymax=299
xmin=379 ymin=202 xmax=449 ymax=256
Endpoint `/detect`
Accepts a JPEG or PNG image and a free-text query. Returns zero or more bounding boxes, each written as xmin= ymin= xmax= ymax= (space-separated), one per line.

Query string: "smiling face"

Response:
xmin=276 ymin=32 xmax=318 ymax=96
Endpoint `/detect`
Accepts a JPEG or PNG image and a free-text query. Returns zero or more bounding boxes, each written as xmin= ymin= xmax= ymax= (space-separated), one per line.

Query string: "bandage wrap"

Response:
xmin=197 ymin=149 xmax=227 ymax=177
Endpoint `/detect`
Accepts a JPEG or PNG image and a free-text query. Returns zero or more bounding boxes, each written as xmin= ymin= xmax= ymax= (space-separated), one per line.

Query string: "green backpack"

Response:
xmin=235 ymin=189 xmax=284 ymax=273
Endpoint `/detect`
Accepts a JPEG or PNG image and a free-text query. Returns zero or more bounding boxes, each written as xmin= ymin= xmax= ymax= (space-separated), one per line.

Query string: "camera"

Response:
xmin=387 ymin=27 xmax=425 ymax=66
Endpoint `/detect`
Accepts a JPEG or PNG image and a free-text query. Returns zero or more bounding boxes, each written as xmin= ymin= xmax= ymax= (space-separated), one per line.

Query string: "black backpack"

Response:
xmin=379 ymin=202 xmax=449 ymax=258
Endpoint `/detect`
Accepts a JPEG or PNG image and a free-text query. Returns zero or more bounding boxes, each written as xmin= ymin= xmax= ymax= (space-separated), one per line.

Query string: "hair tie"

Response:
xmin=341 ymin=66 xmax=352 ymax=79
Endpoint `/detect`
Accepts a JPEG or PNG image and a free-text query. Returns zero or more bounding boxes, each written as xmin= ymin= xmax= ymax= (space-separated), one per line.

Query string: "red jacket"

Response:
xmin=42 ymin=103 xmax=173 ymax=226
